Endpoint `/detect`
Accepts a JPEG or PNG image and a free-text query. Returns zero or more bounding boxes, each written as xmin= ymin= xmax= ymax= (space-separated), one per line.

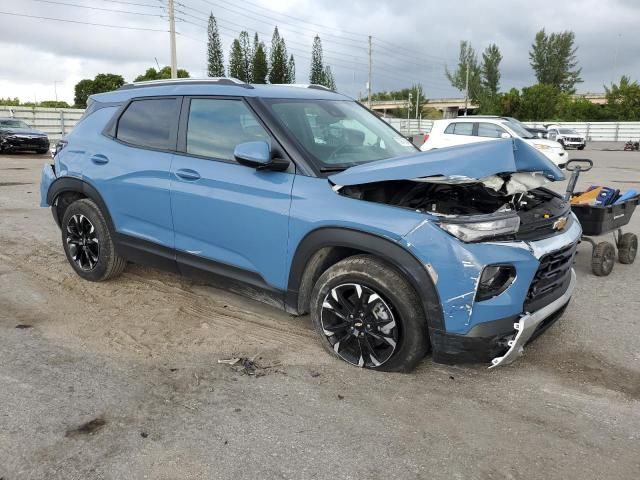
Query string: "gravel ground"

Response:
xmin=1 ymin=144 xmax=639 ymax=480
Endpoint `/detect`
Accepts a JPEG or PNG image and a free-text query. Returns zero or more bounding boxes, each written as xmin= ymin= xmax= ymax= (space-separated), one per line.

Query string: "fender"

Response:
xmin=286 ymin=227 xmax=444 ymax=330
xmin=47 ymin=176 xmax=115 ymax=233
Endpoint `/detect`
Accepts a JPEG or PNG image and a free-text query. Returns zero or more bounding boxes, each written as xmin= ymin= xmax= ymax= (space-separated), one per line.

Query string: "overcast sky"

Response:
xmin=1 ymin=0 xmax=639 ymax=104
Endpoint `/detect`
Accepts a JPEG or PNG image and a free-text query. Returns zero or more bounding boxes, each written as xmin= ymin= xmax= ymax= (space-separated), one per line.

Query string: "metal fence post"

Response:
xmin=586 ymin=122 xmax=591 ymax=141
xmin=60 ymin=110 xmax=66 ymax=135
xmin=614 ymin=122 xmax=619 ymax=142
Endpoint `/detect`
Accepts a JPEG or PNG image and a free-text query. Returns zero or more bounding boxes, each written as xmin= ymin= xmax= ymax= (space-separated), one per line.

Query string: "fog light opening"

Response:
xmin=476 ymin=265 xmax=516 ymax=301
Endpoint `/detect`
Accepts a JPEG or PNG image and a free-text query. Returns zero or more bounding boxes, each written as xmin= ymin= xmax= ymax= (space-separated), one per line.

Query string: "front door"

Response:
xmin=170 ymin=97 xmax=294 ymax=291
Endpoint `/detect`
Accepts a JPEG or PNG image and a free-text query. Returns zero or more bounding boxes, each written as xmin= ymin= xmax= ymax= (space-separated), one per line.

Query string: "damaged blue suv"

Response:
xmin=40 ymin=79 xmax=581 ymax=371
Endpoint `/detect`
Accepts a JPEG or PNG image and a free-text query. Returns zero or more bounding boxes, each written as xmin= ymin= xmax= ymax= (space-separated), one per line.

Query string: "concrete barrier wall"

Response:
xmin=2 ymin=106 xmax=639 ymax=143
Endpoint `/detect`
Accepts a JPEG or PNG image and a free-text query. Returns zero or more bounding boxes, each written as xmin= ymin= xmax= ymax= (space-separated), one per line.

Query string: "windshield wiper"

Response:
xmin=319 ymin=166 xmax=349 ymax=172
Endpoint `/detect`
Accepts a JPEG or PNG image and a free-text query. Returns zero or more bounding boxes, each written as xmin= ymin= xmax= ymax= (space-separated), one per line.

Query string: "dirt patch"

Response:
xmin=65 ymin=417 xmax=106 ymax=437
xmin=0 ymin=182 xmax=32 ymax=187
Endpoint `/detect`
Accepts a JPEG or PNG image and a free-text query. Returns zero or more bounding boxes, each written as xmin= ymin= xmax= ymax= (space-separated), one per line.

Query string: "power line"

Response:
xmin=0 ymin=10 xmax=168 ymax=31
xmin=103 ymin=0 xmax=164 ymax=7
xmin=29 ymin=0 xmax=164 ymax=17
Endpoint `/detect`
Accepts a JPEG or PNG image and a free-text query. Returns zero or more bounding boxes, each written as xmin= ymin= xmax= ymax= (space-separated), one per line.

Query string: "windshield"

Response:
xmin=0 ymin=119 xmax=30 ymax=128
xmin=264 ymin=99 xmax=417 ymax=171
xmin=559 ymin=128 xmax=579 ymax=135
xmin=501 ymin=119 xmax=535 ymax=139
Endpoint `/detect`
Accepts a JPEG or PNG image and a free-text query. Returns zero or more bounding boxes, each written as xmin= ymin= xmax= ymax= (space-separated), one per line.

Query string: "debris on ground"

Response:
xmin=15 ymin=324 xmax=32 ymax=329
xmin=65 ymin=417 xmax=106 ymax=437
xmin=217 ymin=354 xmax=282 ymax=377
xmin=140 ymin=432 xmax=149 ymax=438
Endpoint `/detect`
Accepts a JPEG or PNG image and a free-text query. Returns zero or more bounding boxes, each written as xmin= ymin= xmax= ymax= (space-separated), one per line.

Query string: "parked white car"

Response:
xmin=546 ymin=125 xmax=586 ymax=150
xmin=421 ymin=117 xmax=568 ymax=168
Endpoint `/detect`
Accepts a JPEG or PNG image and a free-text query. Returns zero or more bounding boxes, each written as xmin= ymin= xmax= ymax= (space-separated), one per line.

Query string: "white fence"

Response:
xmin=386 ymin=118 xmax=640 ymax=142
xmin=0 ymin=106 xmax=84 ymax=142
xmin=2 ymin=106 xmax=639 ymax=143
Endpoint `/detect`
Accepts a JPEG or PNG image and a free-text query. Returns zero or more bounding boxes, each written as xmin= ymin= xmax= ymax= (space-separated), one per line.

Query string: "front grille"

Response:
xmin=567 ymin=137 xmax=582 ymax=142
xmin=525 ymin=242 xmax=577 ymax=312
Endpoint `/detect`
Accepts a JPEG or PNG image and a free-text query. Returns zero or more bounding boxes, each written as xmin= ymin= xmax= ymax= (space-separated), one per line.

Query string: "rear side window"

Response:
xmin=444 ymin=122 xmax=473 ymax=136
xmin=186 ymin=98 xmax=269 ymax=161
xmin=477 ymin=122 xmax=506 ymax=138
xmin=116 ymin=98 xmax=178 ymax=150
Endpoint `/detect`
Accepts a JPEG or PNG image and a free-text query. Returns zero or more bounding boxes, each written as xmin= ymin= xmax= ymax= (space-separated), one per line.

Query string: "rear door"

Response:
xmin=169 ymin=96 xmax=294 ymax=291
xmin=88 ymin=97 xmax=179 ymax=251
xmin=440 ymin=121 xmax=477 ymax=147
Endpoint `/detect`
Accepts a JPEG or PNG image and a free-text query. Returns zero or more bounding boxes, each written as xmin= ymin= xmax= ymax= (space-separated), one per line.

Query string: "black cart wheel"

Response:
xmin=618 ymin=233 xmax=638 ymax=264
xmin=592 ymin=241 xmax=616 ymax=276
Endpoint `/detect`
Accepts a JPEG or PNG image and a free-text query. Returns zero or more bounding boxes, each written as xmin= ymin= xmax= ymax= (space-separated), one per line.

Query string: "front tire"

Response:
xmin=61 ymin=198 xmax=126 ymax=281
xmin=310 ymin=255 xmax=429 ymax=372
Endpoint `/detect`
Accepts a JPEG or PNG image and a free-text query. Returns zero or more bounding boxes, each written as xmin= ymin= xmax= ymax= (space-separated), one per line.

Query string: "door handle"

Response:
xmin=175 ymin=168 xmax=201 ymax=181
xmin=90 ymin=154 xmax=109 ymax=165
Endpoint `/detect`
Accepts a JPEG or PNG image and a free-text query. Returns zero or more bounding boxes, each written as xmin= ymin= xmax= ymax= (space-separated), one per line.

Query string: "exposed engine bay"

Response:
xmin=335 ymin=172 xmax=570 ymax=238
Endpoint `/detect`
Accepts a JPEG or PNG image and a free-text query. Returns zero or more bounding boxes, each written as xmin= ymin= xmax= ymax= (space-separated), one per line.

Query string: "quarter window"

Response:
xmin=445 ymin=122 xmax=473 ymax=136
xmin=116 ymin=98 xmax=178 ymax=150
xmin=477 ymin=122 xmax=507 ymax=138
xmin=186 ymin=99 xmax=270 ymax=161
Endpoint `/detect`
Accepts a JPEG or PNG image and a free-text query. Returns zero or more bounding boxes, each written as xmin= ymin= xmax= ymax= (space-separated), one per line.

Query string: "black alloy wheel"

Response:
xmin=320 ymin=283 xmax=399 ymax=368
xmin=66 ymin=214 xmax=100 ymax=271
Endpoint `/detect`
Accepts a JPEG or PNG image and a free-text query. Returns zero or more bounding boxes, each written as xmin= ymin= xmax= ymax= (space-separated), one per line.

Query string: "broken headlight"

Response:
xmin=438 ymin=215 xmax=520 ymax=242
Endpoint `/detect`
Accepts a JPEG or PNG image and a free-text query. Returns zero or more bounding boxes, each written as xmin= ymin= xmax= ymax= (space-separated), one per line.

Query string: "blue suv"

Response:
xmin=40 ymin=79 xmax=581 ymax=371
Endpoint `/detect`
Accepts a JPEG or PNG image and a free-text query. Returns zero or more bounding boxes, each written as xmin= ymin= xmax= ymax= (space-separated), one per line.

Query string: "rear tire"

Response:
xmin=618 ymin=233 xmax=637 ymax=264
xmin=592 ymin=241 xmax=615 ymax=276
xmin=577 ymin=145 xmax=585 ymax=150
xmin=310 ymin=255 xmax=429 ymax=372
xmin=37 ymin=148 xmax=49 ymax=154
xmin=61 ymin=198 xmax=126 ymax=281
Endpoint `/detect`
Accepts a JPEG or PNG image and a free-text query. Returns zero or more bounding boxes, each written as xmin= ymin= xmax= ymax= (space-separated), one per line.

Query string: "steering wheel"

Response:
xmin=327 ymin=144 xmax=359 ymax=161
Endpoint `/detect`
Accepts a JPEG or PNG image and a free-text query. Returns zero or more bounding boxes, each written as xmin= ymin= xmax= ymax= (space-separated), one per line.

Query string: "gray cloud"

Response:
xmin=1 ymin=0 xmax=638 ymax=103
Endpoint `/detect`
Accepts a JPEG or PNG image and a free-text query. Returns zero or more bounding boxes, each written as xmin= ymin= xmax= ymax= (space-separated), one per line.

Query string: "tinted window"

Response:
xmin=186 ymin=99 xmax=270 ymax=161
xmin=477 ymin=122 xmax=506 ymax=138
xmin=445 ymin=122 xmax=473 ymax=136
xmin=116 ymin=98 xmax=177 ymax=150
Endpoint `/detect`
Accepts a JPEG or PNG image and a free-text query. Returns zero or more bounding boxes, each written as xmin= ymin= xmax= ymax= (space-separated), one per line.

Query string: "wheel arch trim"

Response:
xmin=47 ymin=177 xmax=115 ymax=232
xmin=286 ymin=227 xmax=444 ymax=330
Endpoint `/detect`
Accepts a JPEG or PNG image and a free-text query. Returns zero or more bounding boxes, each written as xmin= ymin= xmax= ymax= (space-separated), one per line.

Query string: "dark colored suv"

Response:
xmin=40 ymin=79 xmax=581 ymax=371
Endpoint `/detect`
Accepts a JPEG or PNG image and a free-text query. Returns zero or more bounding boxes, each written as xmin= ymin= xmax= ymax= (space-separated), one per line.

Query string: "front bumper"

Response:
xmin=1 ymin=135 xmax=49 ymax=151
xmin=489 ymin=269 xmax=576 ymax=367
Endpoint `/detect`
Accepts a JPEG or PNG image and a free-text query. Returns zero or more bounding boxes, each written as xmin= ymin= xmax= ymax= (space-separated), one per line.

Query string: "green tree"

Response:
xmin=498 ymin=88 xmax=521 ymax=117
xmin=73 ymin=74 xmax=124 ymax=108
xmin=310 ymin=35 xmax=325 ymax=85
xmin=252 ymin=36 xmax=268 ymax=84
xmin=604 ymin=75 xmax=640 ymax=120
xmin=517 ymin=83 xmax=559 ymax=120
xmin=529 ymin=29 xmax=582 ymax=93
xmin=445 ymin=41 xmax=482 ymax=103
xmin=269 ymin=27 xmax=289 ymax=84
xmin=322 ymin=65 xmax=336 ymax=90
xmin=39 ymin=100 xmax=71 ymax=108
xmin=0 ymin=97 xmax=21 ymax=106
xmin=478 ymin=43 xmax=502 ymax=114
xmin=287 ymin=54 xmax=296 ymax=83
xmin=239 ymin=31 xmax=253 ymax=82
xmin=207 ymin=13 xmax=225 ymax=77
xmin=229 ymin=39 xmax=246 ymax=81
xmin=134 ymin=67 xmax=189 ymax=81
xmin=370 ymin=85 xmax=425 ymax=118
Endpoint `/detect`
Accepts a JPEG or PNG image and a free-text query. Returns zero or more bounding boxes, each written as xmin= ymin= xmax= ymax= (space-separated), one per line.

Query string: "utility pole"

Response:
xmin=407 ymin=92 xmax=412 ymax=121
xmin=53 ymin=80 xmax=60 ymax=104
xmin=168 ymin=0 xmax=177 ymax=79
xmin=367 ymin=35 xmax=372 ymax=108
xmin=415 ymin=87 xmax=419 ymax=119
xmin=463 ymin=59 xmax=469 ymax=116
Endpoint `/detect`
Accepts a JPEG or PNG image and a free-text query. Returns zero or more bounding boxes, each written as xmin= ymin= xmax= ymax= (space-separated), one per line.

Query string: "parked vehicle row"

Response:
xmin=421 ymin=116 xmax=568 ymax=168
xmin=40 ymin=79 xmax=581 ymax=372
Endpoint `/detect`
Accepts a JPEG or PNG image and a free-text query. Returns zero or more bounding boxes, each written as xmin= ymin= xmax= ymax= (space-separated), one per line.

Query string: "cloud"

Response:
xmin=0 ymin=0 xmax=639 ymax=103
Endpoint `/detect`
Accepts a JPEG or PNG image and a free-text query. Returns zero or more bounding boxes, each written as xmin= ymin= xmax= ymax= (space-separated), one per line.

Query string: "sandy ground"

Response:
xmin=1 ymin=145 xmax=639 ymax=479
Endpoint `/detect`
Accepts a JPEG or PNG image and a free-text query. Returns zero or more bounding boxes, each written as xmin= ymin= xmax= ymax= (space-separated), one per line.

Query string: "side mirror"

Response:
xmin=234 ymin=141 xmax=290 ymax=171
xmin=500 ymin=132 xmax=511 ymax=139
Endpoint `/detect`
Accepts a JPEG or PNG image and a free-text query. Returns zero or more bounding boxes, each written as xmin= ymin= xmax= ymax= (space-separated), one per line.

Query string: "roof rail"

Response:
xmin=119 ymin=77 xmax=254 ymax=90
xmin=272 ymin=83 xmax=334 ymax=92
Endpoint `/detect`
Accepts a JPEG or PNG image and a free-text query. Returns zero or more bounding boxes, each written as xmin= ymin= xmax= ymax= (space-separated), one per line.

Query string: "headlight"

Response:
xmin=533 ymin=143 xmax=550 ymax=150
xmin=439 ymin=215 xmax=520 ymax=242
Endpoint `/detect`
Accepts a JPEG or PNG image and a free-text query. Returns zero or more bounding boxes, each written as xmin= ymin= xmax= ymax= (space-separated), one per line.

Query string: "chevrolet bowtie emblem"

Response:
xmin=553 ymin=216 xmax=568 ymax=231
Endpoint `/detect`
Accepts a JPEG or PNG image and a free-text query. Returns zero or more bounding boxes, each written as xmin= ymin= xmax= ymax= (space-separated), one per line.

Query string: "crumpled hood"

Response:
xmin=0 ymin=127 xmax=47 ymax=136
xmin=329 ymin=138 xmax=564 ymax=187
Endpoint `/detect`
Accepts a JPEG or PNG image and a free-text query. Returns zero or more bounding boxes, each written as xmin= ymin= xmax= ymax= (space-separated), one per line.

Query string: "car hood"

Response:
xmin=0 ymin=127 xmax=47 ymax=136
xmin=329 ymin=138 xmax=565 ymax=187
